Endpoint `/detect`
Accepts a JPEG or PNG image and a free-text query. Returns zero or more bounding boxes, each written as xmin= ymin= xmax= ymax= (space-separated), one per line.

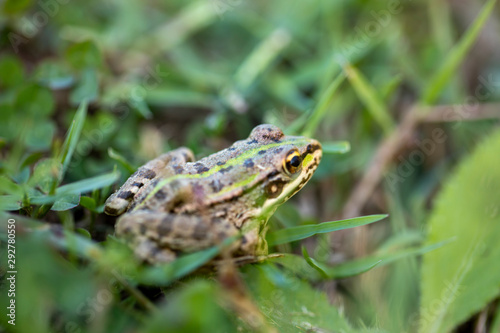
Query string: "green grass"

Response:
xmin=1 ymin=1 xmax=500 ymax=332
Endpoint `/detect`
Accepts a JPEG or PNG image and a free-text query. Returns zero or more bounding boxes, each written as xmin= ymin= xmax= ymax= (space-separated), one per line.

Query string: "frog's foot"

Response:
xmin=115 ymin=210 xmax=240 ymax=264
xmin=104 ymin=148 xmax=194 ymax=216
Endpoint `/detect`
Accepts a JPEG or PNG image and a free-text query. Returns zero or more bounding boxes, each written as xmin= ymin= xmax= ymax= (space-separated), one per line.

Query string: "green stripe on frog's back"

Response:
xmin=213 ymin=173 xmax=259 ymax=197
xmin=135 ymin=139 xmax=310 ymax=209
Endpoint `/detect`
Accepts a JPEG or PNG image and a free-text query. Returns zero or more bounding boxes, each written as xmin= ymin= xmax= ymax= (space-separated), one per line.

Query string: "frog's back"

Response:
xmin=129 ymin=125 xmax=290 ymax=213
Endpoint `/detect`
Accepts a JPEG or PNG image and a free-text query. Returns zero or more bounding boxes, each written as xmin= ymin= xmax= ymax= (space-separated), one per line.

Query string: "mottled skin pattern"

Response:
xmin=104 ymin=124 xmax=322 ymax=264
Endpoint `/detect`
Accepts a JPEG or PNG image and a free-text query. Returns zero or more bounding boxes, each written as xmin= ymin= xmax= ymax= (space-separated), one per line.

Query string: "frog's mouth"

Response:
xmin=259 ymin=141 xmax=322 ymax=218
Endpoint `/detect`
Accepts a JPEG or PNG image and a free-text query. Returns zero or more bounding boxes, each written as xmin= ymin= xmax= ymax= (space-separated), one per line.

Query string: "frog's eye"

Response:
xmin=283 ymin=149 xmax=302 ymax=175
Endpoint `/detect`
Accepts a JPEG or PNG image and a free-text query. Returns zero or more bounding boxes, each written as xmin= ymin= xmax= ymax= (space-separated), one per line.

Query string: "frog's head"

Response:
xmin=243 ymin=124 xmax=322 ymax=217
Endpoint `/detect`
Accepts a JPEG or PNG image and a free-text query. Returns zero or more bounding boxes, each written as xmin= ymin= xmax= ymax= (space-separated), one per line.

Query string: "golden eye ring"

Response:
xmin=283 ymin=150 xmax=302 ymax=175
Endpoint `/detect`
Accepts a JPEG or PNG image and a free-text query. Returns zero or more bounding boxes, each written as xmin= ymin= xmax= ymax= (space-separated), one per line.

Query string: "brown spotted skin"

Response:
xmin=105 ymin=124 xmax=322 ymax=264
xmin=116 ymin=211 xmax=240 ymax=263
xmin=104 ymin=148 xmax=194 ymax=216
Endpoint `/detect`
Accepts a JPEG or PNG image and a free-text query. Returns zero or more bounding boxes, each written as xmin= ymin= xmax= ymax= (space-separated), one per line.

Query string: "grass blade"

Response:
xmin=326 ymin=240 xmax=452 ymax=279
xmin=302 ymin=73 xmax=345 ymax=137
xmin=108 ymin=147 xmax=136 ymax=174
xmin=420 ymin=0 xmax=497 ymax=106
xmin=153 ymin=1 xmax=218 ymax=52
xmin=267 ymin=214 xmax=387 ymax=246
xmin=223 ymin=28 xmax=291 ymax=112
xmin=321 ymin=141 xmax=351 ymax=154
xmin=39 ymin=227 xmax=103 ymax=260
xmin=59 ymin=99 xmax=88 ymax=174
xmin=268 ymin=254 xmax=325 ymax=282
xmin=56 ymin=170 xmax=120 ymax=195
xmin=137 ymin=248 xmax=220 ymax=286
xmin=303 ymin=239 xmax=452 ymax=280
xmin=301 ymin=247 xmax=330 ymax=279
xmin=344 ymin=64 xmax=395 ymax=135
xmin=233 ymin=28 xmax=291 ymax=92
xmin=137 ymin=236 xmax=239 ymax=286
xmin=29 ymin=171 xmax=120 ymax=205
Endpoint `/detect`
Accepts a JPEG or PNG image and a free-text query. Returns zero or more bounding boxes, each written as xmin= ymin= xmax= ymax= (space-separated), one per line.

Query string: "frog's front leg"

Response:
xmin=104 ymin=148 xmax=194 ymax=216
xmin=115 ymin=210 xmax=241 ymax=264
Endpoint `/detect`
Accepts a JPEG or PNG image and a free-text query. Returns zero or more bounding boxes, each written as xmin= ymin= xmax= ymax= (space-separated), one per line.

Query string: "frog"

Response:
xmin=104 ymin=124 xmax=322 ymax=264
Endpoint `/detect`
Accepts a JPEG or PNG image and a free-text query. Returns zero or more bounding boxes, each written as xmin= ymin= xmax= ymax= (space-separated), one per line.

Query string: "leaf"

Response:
xmin=34 ymin=60 xmax=74 ymax=89
xmin=15 ymin=84 xmax=55 ymax=117
xmin=12 ymin=167 xmax=30 ymax=184
xmin=322 ymin=141 xmax=351 ymax=154
xmin=0 ymin=104 xmax=17 ymax=142
xmin=51 ymin=193 xmax=81 ymax=211
xmin=0 ymin=56 xmax=24 ymax=87
xmin=65 ymin=40 xmax=102 ymax=69
xmin=69 ymin=68 xmax=99 ymax=105
xmin=267 ymin=214 xmax=387 ymax=246
xmin=79 ymin=196 xmax=97 ymax=212
xmin=0 ymin=195 xmax=22 ymax=211
xmin=0 ymin=176 xmax=23 ymax=196
xmin=20 ymin=152 xmax=44 ymax=170
xmin=420 ymin=0 xmax=498 ymax=105
xmin=243 ymin=263 xmax=368 ymax=332
xmin=75 ymin=228 xmax=92 ymax=239
xmin=419 ymin=129 xmax=500 ymax=333
xmin=59 ymin=100 xmax=88 ymax=174
xmin=29 ymin=158 xmax=63 ymax=193
xmin=25 ymin=120 xmax=56 ymax=150
xmin=344 ymin=64 xmax=395 ymax=135
xmin=2 ymin=0 xmax=33 ymax=14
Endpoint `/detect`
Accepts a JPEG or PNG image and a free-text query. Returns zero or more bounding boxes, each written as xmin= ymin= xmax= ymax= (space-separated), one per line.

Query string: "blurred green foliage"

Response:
xmin=1 ymin=0 xmax=500 ymax=332
xmin=420 ymin=130 xmax=500 ymax=333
